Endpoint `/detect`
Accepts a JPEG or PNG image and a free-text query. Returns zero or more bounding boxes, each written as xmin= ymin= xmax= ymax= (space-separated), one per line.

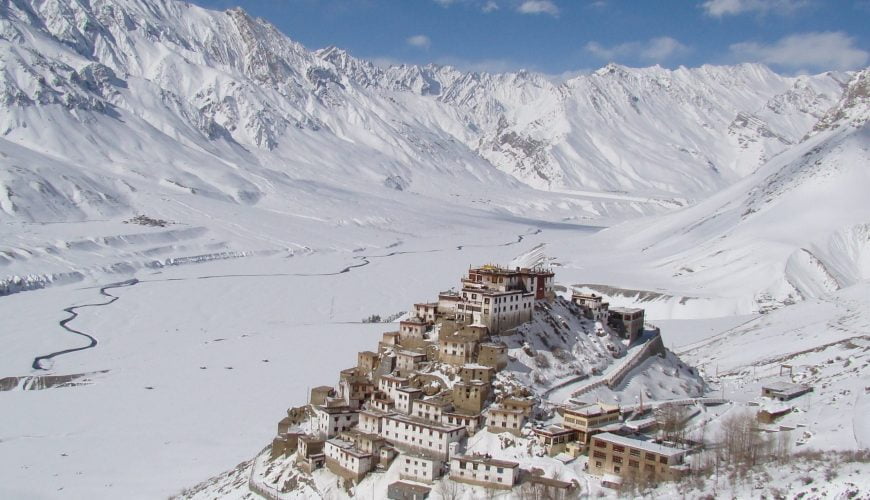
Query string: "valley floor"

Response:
xmin=1 ymin=217 xmax=867 ymax=499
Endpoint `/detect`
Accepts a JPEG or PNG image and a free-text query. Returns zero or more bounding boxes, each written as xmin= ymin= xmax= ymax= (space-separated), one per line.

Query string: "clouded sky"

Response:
xmin=190 ymin=0 xmax=869 ymax=75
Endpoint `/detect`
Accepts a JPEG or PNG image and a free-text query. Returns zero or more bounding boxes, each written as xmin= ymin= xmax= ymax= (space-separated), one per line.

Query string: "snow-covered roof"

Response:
xmin=763 ymin=381 xmax=811 ymax=395
xmin=624 ymin=417 xmax=657 ymax=431
xmin=461 ymin=363 xmax=492 ymax=370
xmin=314 ymin=405 xmax=357 ymax=415
xmin=388 ymin=480 xmax=431 ymax=494
xmin=387 ymin=413 xmax=465 ymax=433
xmin=325 ymin=439 xmax=372 ymax=459
xmin=564 ymin=403 xmax=619 ymax=417
xmin=610 ymin=306 xmax=643 ymax=314
xmin=396 ymin=386 xmax=422 ymax=394
xmin=532 ymin=425 xmax=575 ymax=436
xmin=593 ymin=432 xmax=688 ymax=458
xmin=396 ymin=350 xmax=426 ymax=358
xmin=487 ymin=405 xmax=524 ymax=415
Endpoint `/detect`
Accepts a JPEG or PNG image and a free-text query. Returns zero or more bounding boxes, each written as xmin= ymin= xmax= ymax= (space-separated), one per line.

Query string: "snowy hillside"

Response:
xmin=0 ymin=0 xmax=850 ymax=228
xmin=554 ymin=69 xmax=870 ymax=315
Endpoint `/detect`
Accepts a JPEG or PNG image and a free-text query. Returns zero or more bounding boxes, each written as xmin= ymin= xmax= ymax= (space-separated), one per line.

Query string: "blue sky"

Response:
xmin=190 ymin=0 xmax=869 ymax=75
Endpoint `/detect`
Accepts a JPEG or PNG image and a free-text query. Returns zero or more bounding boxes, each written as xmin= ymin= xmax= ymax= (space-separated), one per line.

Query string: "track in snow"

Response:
xmin=31 ymin=279 xmax=139 ymax=371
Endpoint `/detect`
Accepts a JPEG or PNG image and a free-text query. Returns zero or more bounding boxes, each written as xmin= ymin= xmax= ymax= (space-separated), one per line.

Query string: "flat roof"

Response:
xmin=610 ymin=307 xmax=643 ymax=314
xmin=326 ymin=438 xmax=372 ymax=459
xmin=533 ymin=425 xmax=575 ymax=436
xmin=593 ymin=432 xmax=687 ymax=458
xmin=453 ymin=454 xmax=519 ymax=468
xmin=502 ymin=397 xmax=534 ymax=406
xmin=763 ymin=382 xmax=811 ymax=395
xmin=315 ymin=405 xmax=357 ymax=415
xmin=455 ymin=380 xmax=488 ymax=387
xmin=488 ymin=406 xmax=524 ymax=415
xmin=443 ymin=409 xmax=482 ymax=418
xmin=360 ymin=408 xmax=396 ymax=417
xmin=525 ymin=475 xmax=575 ymax=489
xmin=397 ymin=387 xmax=423 ymax=394
xmin=401 ymin=317 xmax=427 ymax=324
xmin=565 ymin=403 xmax=619 ymax=417
xmin=461 ymin=363 xmax=494 ymax=370
xmin=387 ymin=413 xmax=465 ymax=433
xmin=389 ymin=480 xmax=432 ymax=494
xmin=415 ymin=397 xmax=451 ymax=407
xmin=479 ymin=342 xmax=507 ymax=349
xmin=396 ymin=350 xmax=426 ymax=357
xmin=624 ymin=417 xmax=657 ymax=431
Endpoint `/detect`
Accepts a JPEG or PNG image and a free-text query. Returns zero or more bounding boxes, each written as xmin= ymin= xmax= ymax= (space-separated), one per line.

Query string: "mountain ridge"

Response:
xmin=0 ymin=0 xmax=856 ymax=225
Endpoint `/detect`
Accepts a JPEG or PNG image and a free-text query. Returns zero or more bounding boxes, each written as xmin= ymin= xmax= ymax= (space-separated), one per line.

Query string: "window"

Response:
xmin=594 ymin=440 xmax=607 ymax=448
xmin=613 ymin=445 xmax=625 ymax=453
xmin=646 ymin=453 xmax=655 ymax=460
xmin=613 ymin=456 xmax=623 ymax=464
xmin=629 ymin=460 xmax=639 ymax=468
xmin=595 ymin=461 xmax=602 ymax=467
xmin=659 ymin=456 xmax=668 ymax=464
xmin=593 ymin=451 xmax=606 ymax=459
xmin=630 ymin=449 xmax=640 ymax=457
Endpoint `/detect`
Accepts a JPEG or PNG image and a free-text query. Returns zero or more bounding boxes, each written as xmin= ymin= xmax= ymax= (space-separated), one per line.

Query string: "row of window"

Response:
xmin=457 ymin=462 xmax=505 ymax=473
xmin=593 ymin=441 xmax=669 ymax=464
xmin=455 ymin=470 xmax=504 ymax=482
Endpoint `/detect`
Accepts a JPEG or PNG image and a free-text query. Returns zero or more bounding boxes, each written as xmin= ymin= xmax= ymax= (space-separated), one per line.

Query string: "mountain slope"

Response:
xmin=576 ymin=69 xmax=870 ymax=314
xmin=0 ymin=0 xmax=851 ymax=224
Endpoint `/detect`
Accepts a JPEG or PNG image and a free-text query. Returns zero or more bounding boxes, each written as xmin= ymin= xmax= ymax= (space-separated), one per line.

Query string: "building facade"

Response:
xmin=588 ymin=432 xmax=687 ymax=482
xmin=398 ymin=454 xmax=442 ymax=483
xmin=561 ymin=403 xmax=621 ymax=445
xmin=449 ymin=455 xmax=519 ymax=490
xmin=381 ymin=414 xmax=465 ymax=459
xmin=485 ymin=406 xmax=527 ymax=436
xmin=324 ymin=438 xmax=373 ymax=481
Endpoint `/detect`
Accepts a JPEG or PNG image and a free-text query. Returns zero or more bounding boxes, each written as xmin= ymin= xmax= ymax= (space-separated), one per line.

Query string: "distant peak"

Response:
xmin=594 ymin=63 xmax=626 ymax=76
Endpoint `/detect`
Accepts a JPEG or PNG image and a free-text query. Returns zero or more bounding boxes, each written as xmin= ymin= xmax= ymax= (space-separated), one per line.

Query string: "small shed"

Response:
xmin=757 ymin=406 xmax=792 ymax=423
xmin=761 ymin=382 xmax=812 ymax=401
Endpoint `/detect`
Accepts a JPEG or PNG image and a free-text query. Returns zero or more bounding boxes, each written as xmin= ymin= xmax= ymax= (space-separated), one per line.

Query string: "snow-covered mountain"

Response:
xmin=573 ymin=68 xmax=870 ymax=315
xmin=0 ymin=0 xmax=852 ymax=227
xmin=0 ymin=0 xmax=866 ymax=310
